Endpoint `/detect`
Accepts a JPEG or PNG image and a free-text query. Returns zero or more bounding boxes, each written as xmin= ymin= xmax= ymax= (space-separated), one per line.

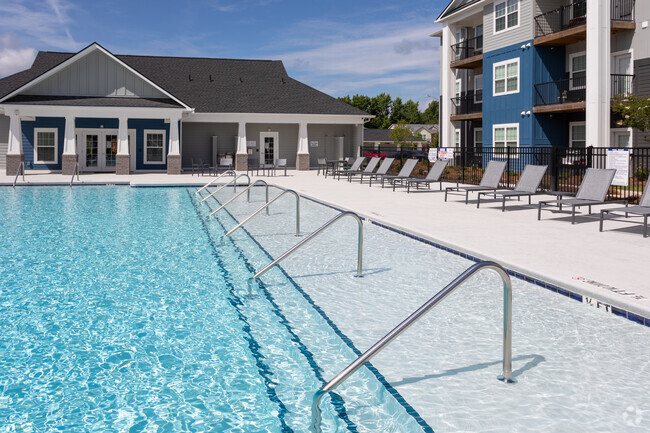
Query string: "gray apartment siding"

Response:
xmin=633 ymin=58 xmax=650 ymax=147
xmin=245 ymin=123 xmax=299 ymax=167
xmin=305 ymin=124 xmax=358 ymax=167
xmin=533 ymin=0 xmax=566 ymax=17
xmin=181 ymin=122 xmax=238 ymax=168
xmin=483 ymin=0 xmax=534 ymax=53
xmin=0 ymin=115 xmax=8 ymax=171
xmin=630 ymin=0 xmax=650 ymax=61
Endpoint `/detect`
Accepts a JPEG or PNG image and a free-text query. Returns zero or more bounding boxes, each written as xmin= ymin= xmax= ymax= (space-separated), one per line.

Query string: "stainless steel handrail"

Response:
xmin=209 ymin=180 xmax=269 ymax=217
xmin=195 ymin=170 xmax=236 ymax=195
xmin=221 ymin=189 xmax=300 ymax=243
xmin=69 ymin=161 xmax=79 ymax=187
xmin=250 ymin=211 xmax=362 ymax=282
xmin=310 ymin=261 xmax=514 ymax=433
xmin=200 ymin=174 xmax=251 ymax=203
xmin=12 ymin=160 xmax=25 ymax=188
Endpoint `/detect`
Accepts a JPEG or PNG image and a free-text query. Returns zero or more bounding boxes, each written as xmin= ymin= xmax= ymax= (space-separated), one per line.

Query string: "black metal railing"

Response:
xmin=534 ymin=77 xmax=586 ymax=106
xmin=535 ymin=0 xmax=635 ymax=38
xmin=611 ymin=74 xmax=634 ymax=97
xmin=612 ymin=0 xmax=635 ymax=21
xmin=451 ymin=35 xmax=483 ymax=61
xmin=451 ymin=92 xmax=482 ymax=115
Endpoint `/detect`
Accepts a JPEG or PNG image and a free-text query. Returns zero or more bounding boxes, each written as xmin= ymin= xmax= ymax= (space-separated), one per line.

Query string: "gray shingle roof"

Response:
xmin=0 ymin=47 xmax=368 ymax=116
xmin=4 ymin=94 xmax=182 ymax=108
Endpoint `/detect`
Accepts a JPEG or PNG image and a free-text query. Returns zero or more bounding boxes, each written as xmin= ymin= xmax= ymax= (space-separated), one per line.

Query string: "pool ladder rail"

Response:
xmin=310 ymin=260 xmax=515 ymax=433
xmin=200 ymin=174 xmax=251 ymax=203
xmin=69 ymin=161 xmax=80 ymax=187
xmin=195 ymin=170 xmax=236 ymax=195
xmin=12 ymin=160 xmax=25 ymax=188
xmin=209 ymin=180 xmax=269 ymax=217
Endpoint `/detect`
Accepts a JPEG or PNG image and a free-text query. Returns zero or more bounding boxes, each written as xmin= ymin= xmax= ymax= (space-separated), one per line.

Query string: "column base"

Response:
xmin=235 ymin=154 xmax=248 ymax=172
xmin=296 ymin=153 xmax=310 ymax=171
xmin=116 ymin=155 xmax=131 ymax=175
xmin=6 ymin=154 xmax=24 ymax=176
xmin=61 ymin=154 xmax=78 ymax=175
xmin=166 ymin=154 xmax=181 ymax=175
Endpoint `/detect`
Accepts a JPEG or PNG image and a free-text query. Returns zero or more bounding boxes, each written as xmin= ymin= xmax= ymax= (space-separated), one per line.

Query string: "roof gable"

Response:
xmin=436 ymin=0 xmax=484 ymax=22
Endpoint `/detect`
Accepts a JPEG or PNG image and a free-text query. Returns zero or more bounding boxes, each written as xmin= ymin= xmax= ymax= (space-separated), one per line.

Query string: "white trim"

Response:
xmin=493 ymin=58 xmax=520 ymax=96
xmin=0 ymin=104 xmax=186 ymax=119
xmin=493 ymin=0 xmax=520 ymax=35
xmin=474 ymin=74 xmax=483 ymax=103
xmin=0 ymin=43 xmax=192 ymax=110
xmin=569 ymin=51 xmax=586 ymax=90
xmin=610 ymin=127 xmax=633 ymax=148
xmin=454 ymin=128 xmax=461 ymax=147
xmin=33 ymin=127 xmax=58 ymax=164
xmin=143 ymin=129 xmax=167 ymax=165
xmin=474 ymin=127 xmax=483 ymax=148
xmin=436 ymin=0 xmax=486 ymax=23
xmin=611 ymin=48 xmax=634 ymax=73
xmin=455 ymin=78 xmax=462 ymax=98
xmin=260 ymin=131 xmax=279 ymax=165
xmin=184 ymin=112 xmax=368 ymax=124
xmin=569 ymin=121 xmax=586 ymax=148
xmin=492 ymin=123 xmax=519 ymax=155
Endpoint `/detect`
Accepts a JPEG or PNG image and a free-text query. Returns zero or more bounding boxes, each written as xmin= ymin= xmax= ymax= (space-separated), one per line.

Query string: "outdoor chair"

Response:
xmin=477 ymin=165 xmax=548 ymax=211
xmin=333 ymin=156 xmax=365 ymax=179
xmin=359 ymin=158 xmax=395 ymax=185
xmin=599 ymin=174 xmax=650 ymax=237
xmin=537 ymin=168 xmax=626 ymax=224
xmin=445 ymin=160 xmax=507 ymax=203
xmin=317 ymin=158 xmax=327 ymax=176
xmin=218 ymin=157 xmax=233 ymax=174
xmin=398 ymin=160 xmax=455 ymax=193
xmin=275 ymin=158 xmax=287 ymax=176
xmin=191 ymin=158 xmax=210 ymax=176
xmin=346 ymin=157 xmax=380 ymax=182
xmin=369 ymin=158 xmax=418 ymax=188
xmin=247 ymin=158 xmax=260 ymax=176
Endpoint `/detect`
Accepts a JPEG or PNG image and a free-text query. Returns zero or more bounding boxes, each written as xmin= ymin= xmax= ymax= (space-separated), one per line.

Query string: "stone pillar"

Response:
xmin=296 ymin=121 xmax=309 ymax=170
xmin=5 ymin=113 xmax=23 ymax=176
xmin=116 ymin=116 xmax=130 ymax=175
xmin=586 ymin=0 xmax=611 ymax=148
xmin=235 ymin=121 xmax=248 ymax=172
xmin=61 ymin=115 xmax=78 ymax=175
xmin=166 ymin=118 xmax=181 ymax=175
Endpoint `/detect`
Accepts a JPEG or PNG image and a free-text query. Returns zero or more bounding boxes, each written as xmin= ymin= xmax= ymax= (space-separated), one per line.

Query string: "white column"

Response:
xmin=117 ymin=116 xmax=129 ymax=155
xmin=168 ymin=118 xmax=180 ymax=155
xmin=7 ymin=113 xmax=22 ymax=155
xmin=297 ymin=122 xmax=309 ymax=154
xmin=586 ymin=0 xmax=610 ymax=148
xmin=236 ymin=122 xmax=247 ymax=154
xmin=63 ymin=115 xmax=76 ymax=155
xmin=440 ymin=24 xmax=455 ymax=148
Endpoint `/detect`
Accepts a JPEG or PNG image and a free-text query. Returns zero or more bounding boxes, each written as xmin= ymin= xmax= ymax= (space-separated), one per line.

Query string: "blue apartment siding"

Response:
xmin=21 ymin=117 xmax=66 ymax=170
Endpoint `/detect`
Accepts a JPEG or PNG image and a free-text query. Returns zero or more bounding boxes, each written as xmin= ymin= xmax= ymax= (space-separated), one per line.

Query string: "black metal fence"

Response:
xmin=611 ymin=74 xmax=635 ymax=97
xmin=534 ymin=77 xmax=585 ymax=106
xmin=612 ymin=0 xmax=635 ymax=21
xmin=451 ymin=35 xmax=483 ymax=61
xmin=451 ymin=92 xmax=482 ymax=115
xmin=535 ymin=0 xmax=635 ymax=37
xmin=360 ymin=145 xmax=650 ymax=203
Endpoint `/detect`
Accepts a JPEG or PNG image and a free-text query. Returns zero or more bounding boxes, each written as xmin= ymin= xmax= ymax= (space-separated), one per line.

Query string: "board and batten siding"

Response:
xmin=0 ymin=115 xmax=8 ymax=171
xmin=23 ymin=49 xmax=166 ymax=99
xmin=633 ymin=57 xmax=650 ymax=147
xmin=483 ymin=0 xmax=534 ymax=53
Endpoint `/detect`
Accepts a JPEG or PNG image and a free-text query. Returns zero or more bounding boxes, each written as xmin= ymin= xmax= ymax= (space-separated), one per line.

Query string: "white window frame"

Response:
xmin=493 ymin=58 xmax=520 ymax=96
xmin=493 ymin=0 xmax=520 ymax=35
xmin=143 ymin=129 xmax=167 ymax=165
xmin=569 ymin=51 xmax=586 ymax=91
xmin=455 ymin=78 xmax=462 ymax=98
xmin=492 ymin=123 xmax=519 ymax=156
xmin=474 ymin=127 xmax=483 ymax=149
xmin=34 ymin=127 xmax=58 ymax=164
xmin=455 ymin=128 xmax=461 ymax=147
xmin=474 ymin=74 xmax=483 ymax=103
xmin=610 ymin=127 xmax=633 ymax=148
xmin=569 ymin=121 xmax=586 ymax=148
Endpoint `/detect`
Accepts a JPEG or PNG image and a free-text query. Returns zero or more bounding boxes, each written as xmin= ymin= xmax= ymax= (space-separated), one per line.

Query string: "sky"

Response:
xmin=0 ymin=0 xmax=446 ymax=110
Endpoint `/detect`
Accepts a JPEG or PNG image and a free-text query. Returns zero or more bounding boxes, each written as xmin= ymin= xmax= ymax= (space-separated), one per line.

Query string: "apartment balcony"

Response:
xmin=451 ymin=92 xmax=482 ymax=121
xmin=533 ymin=74 xmax=634 ymax=113
xmin=450 ymin=35 xmax=483 ymax=69
xmin=534 ymin=0 xmax=635 ymax=46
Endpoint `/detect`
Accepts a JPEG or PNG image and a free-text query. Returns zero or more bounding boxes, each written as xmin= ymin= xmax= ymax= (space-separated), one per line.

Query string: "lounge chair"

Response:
xmin=398 ymin=160 xmax=455 ymax=193
xmin=599 ymin=174 xmax=650 ymax=237
xmin=538 ymin=168 xmax=626 ymax=224
xmin=275 ymin=158 xmax=287 ymax=176
xmin=317 ymin=158 xmax=327 ymax=176
xmin=346 ymin=157 xmax=381 ymax=182
xmin=477 ymin=165 xmax=548 ymax=211
xmin=359 ymin=157 xmax=395 ymax=185
xmin=369 ymin=158 xmax=418 ymax=188
xmin=445 ymin=160 xmax=507 ymax=203
xmin=333 ymin=156 xmax=365 ymax=179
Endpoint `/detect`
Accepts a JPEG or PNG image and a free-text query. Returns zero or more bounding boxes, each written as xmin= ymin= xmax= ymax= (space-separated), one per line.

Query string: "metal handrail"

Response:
xmin=310 ymin=261 xmax=514 ymax=433
xmin=200 ymin=174 xmax=251 ymax=203
xmin=195 ymin=170 xmax=236 ymax=195
xmin=250 ymin=211 xmax=363 ymax=281
xmin=12 ymin=160 xmax=25 ymax=188
xmin=209 ymin=180 xmax=269 ymax=217
xmin=69 ymin=161 xmax=79 ymax=187
xmin=221 ymin=189 xmax=301 ymax=243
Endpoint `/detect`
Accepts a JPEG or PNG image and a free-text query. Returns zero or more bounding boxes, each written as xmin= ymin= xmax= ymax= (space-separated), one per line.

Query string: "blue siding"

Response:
xmin=75 ymin=118 xmax=119 ymax=129
xmin=129 ymin=119 xmax=169 ymax=171
xmin=21 ymin=117 xmax=65 ymax=170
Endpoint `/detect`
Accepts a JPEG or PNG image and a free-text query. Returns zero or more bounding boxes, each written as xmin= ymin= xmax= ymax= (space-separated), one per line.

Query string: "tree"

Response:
xmin=403 ymin=99 xmax=422 ymax=124
xmin=612 ymin=95 xmax=650 ymax=137
xmin=389 ymin=120 xmax=414 ymax=147
xmin=351 ymin=94 xmax=371 ymax=112
xmin=390 ymin=97 xmax=405 ymax=124
xmin=421 ymin=100 xmax=439 ymax=124
xmin=367 ymin=93 xmax=392 ymax=129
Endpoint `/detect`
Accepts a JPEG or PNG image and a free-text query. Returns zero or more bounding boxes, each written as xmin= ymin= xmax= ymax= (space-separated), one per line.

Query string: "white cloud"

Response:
xmin=0 ymin=46 xmax=37 ymax=76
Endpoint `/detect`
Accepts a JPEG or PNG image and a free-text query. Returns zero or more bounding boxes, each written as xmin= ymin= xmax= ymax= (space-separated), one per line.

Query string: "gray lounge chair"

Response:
xmin=477 ymin=165 xmax=548 ymax=211
xmin=333 ymin=156 xmax=364 ymax=179
xmin=359 ymin=157 xmax=395 ymax=185
xmin=445 ymin=160 xmax=507 ymax=203
xmin=538 ymin=168 xmax=626 ymax=224
xmin=346 ymin=157 xmax=381 ymax=182
xmin=399 ymin=160 xmax=455 ymax=193
xmin=600 ymin=174 xmax=650 ymax=237
xmin=369 ymin=158 xmax=418 ymax=188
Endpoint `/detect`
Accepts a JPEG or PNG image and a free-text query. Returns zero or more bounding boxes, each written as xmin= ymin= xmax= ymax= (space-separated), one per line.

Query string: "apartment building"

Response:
xmin=433 ymin=0 xmax=649 ymax=153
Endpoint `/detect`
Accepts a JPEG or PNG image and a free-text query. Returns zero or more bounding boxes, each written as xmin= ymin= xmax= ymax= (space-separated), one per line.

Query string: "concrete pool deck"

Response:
xmin=3 ymin=169 xmax=649 ymax=319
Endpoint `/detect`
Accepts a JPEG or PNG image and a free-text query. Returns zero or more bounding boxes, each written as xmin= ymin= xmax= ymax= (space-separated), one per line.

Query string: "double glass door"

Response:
xmin=79 ymin=129 xmax=132 ymax=172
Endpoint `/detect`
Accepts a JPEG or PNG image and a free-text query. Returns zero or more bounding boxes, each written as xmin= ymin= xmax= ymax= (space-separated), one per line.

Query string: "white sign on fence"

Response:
xmin=438 ymin=148 xmax=454 ymax=160
xmin=428 ymin=148 xmax=437 ymax=162
xmin=606 ymin=148 xmax=630 ymax=186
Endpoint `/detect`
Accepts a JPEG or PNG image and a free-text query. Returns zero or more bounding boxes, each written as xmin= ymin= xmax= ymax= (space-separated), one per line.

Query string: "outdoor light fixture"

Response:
xmin=520 ymin=111 xmax=526 ymax=117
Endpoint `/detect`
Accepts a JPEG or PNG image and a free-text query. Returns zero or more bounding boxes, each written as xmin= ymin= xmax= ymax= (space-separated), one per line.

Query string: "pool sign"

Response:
xmin=428 ymin=148 xmax=437 ymax=162
xmin=438 ymin=148 xmax=454 ymax=160
xmin=246 ymin=140 xmax=257 ymax=148
xmin=310 ymin=141 xmax=319 ymax=147
xmin=606 ymin=148 xmax=629 ymax=186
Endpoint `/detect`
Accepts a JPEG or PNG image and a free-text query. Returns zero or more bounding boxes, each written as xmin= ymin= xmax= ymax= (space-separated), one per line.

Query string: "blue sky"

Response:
xmin=0 ymin=0 xmax=446 ymax=109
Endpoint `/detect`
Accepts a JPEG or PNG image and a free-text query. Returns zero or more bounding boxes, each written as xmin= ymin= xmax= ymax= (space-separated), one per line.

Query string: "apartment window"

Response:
xmin=455 ymin=129 xmax=460 ymax=147
xmin=34 ymin=128 xmax=58 ymax=164
xmin=455 ymin=79 xmax=462 ymax=98
xmin=569 ymin=122 xmax=586 ymax=148
xmin=494 ymin=0 xmax=519 ymax=33
xmin=474 ymin=74 xmax=483 ymax=103
xmin=570 ymin=52 xmax=586 ymax=90
xmin=474 ymin=128 xmax=483 ymax=149
xmin=144 ymin=130 xmax=166 ymax=164
xmin=493 ymin=124 xmax=518 ymax=155
xmin=493 ymin=58 xmax=519 ymax=96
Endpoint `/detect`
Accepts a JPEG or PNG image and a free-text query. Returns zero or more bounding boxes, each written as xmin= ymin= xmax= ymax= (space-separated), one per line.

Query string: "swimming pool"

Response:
xmin=1 ymin=185 xmax=649 ymax=432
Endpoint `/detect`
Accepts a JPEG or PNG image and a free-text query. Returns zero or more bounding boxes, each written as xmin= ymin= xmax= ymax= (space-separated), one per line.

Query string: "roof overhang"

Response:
xmin=0 ymin=42 xmax=193 ymax=111
xmin=0 ymin=103 xmax=190 ymax=120
xmin=184 ymin=112 xmax=372 ymax=125
xmin=435 ymin=0 xmax=485 ymax=23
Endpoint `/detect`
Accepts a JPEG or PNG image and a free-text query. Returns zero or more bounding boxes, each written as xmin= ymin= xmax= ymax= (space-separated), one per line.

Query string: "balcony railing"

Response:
xmin=534 ymin=0 xmax=634 ymax=38
xmin=451 ymin=35 xmax=483 ymax=61
xmin=451 ymin=91 xmax=482 ymax=115
xmin=611 ymin=74 xmax=634 ymax=97
xmin=534 ymin=77 xmax=585 ymax=107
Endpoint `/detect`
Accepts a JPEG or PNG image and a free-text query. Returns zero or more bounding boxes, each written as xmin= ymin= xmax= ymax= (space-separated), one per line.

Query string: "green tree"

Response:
xmin=612 ymin=95 xmax=650 ymax=137
xmin=390 ymin=97 xmax=405 ymax=124
xmin=351 ymin=94 xmax=371 ymax=112
xmin=389 ymin=120 xmax=414 ymax=147
xmin=421 ymin=100 xmax=439 ymax=124
xmin=403 ymin=99 xmax=422 ymax=124
xmin=367 ymin=93 xmax=392 ymax=128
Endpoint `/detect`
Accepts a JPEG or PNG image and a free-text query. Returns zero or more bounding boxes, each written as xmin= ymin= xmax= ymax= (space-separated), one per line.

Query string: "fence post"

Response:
xmin=461 ymin=146 xmax=466 ymax=184
xmin=550 ymin=146 xmax=559 ymax=191
xmin=506 ymin=146 xmax=511 ymax=186
xmin=586 ymin=145 xmax=593 ymax=169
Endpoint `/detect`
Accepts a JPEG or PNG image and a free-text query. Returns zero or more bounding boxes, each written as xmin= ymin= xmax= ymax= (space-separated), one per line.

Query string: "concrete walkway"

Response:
xmin=3 ymin=169 xmax=649 ymax=318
